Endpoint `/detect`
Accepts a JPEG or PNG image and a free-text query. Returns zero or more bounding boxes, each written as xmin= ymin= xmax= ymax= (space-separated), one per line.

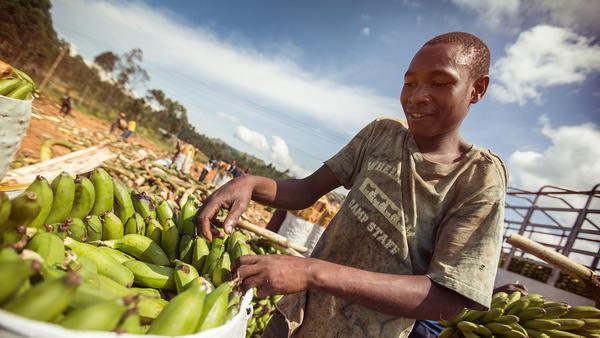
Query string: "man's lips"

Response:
xmin=406 ymin=111 xmax=434 ymax=119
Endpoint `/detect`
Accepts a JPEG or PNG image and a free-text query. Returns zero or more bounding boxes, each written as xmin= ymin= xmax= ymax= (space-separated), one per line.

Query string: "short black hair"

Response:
xmin=424 ymin=32 xmax=490 ymax=80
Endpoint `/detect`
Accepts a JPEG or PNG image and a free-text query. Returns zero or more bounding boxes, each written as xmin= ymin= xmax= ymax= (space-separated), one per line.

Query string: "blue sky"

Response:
xmin=50 ymin=0 xmax=600 ymax=191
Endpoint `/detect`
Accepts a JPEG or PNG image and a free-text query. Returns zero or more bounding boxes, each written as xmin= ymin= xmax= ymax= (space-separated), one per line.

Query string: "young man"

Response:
xmin=195 ymin=32 xmax=507 ymax=337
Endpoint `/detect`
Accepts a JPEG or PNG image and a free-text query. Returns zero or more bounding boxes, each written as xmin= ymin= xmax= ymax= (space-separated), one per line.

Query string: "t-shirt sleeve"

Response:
xmin=426 ymin=185 xmax=505 ymax=310
xmin=324 ymin=120 xmax=379 ymax=189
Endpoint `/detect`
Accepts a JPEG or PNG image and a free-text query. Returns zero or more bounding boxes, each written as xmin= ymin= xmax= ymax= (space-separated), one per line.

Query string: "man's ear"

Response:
xmin=471 ymin=75 xmax=490 ymax=104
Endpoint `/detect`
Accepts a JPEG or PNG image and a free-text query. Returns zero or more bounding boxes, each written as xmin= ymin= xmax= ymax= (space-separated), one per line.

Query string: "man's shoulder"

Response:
xmin=469 ymin=147 xmax=508 ymax=192
xmin=373 ymin=116 xmax=408 ymax=129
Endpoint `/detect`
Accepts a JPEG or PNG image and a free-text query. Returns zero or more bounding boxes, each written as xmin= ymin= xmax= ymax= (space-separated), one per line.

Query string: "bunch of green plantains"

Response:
xmin=439 ymin=291 xmax=600 ymax=338
xmin=0 ymin=168 xmax=284 ymax=336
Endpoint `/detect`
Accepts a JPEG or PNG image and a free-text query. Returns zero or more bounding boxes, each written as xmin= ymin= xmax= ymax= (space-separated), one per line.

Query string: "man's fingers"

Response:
xmin=236 ymin=262 xmax=262 ymax=279
xmin=239 ymin=254 xmax=261 ymax=266
xmin=242 ymin=275 xmax=264 ymax=291
xmin=223 ymin=200 xmax=247 ymax=234
xmin=195 ymin=202 xmax=220 ymax=242
xmin=256 ymin=286 xmax=274 ymax=299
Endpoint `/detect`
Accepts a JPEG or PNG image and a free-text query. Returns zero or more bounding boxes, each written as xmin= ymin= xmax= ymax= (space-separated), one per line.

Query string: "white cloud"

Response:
xmin=509 ymin=116 xmax=600 ymax=191
xmin=51 ymin=0 xmax=397 ymax=134
xmin=451 ymin=0 xmax=519 ymax=30
xmin=234 ymin=126 xmax=269 ymax=152
xmin=216 ymin=112 xmax=240 ymax=124
xmin=270 ymin=136 xmax=308 ymax=177
xmin=361 ymin=27 xmax=371 ymax=37
xmin=451 ymin=0 xmax=600 ymax=33
xmin=491 ymin=25 xmax=600 ymax=105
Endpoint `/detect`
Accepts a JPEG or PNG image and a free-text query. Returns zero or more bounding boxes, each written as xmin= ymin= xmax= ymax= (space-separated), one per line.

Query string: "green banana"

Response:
xmin=95 ymin=234 xmax=170 ymax=266
xmin=196 ymin=282 xmax=233 ymax=332
xmin=161 ymin=218 xmax=179 ymax=261
xmin=474 ymin=324 xmax=492 ymax=336
xmin=64 ymin=237 xmax=134 ymax=286
xmin=518 ymin=307 xmax=546 ymax=320
xmin=0 ymin=247 xmax=19 ymax=262
xmin=565 ymin=306 xmax=600 ymax=318
xmin=100 ymin=211 xmax=124 ymax=240
xmin=96 ymin=246 xmax=135 ymax=264
xmin=68 ymin=280 xmax=117 ymax=309
xmin=0 ymin=192 xmax=12 ymax=226
xmin=130 ymin=287 xmax=161 ymax=299
xmin=25 ymin=176 xmax=53 ymax=229
xmin=179 ymin=234 xmax=194 ymax=263
xmin=138 ymin=297 xmax=168 ymax=324
xmin=178 ymin=199 xmax=197 ymax=235
xmin=202 ymin=236 xmax=225 ymax=276
xmin=522 ymin=319 xmax=561 ymax=330
xmin=132 ymin=192 xmax=156 ymax=219
xmin=84 ymin=214 xmax=103 ymax=241
xmin=541 ymin=305 xmax=569 ymax=319
xmin=64 ymin=218 xmax=87 ymax=241
xmin=541 ymin=329 xmax=585 ymax=338
xmin=2 ymin=191 xmax=40 ymax=233
xmin=117 ymin=308 xmax=145 ymax=334
xmin=211 ymin=251 xmax=231 ymax=286
xmin=553 ymin=318 xmax=585 ymax=330
xmin=492 ymin=292 xmax=508 ymax=302
xmin=145 ymin=217 xmax=162 ymax=244
xmin=480 ymin=307 xmax=503 ymax=323
xmin=457 ymin=321 xmax=478 ymax=332
xmin=192 ymin=235 xmax=210 ymax=273
xmin=232 ymin=241 xmax=255 ymax=262
xmin=12 ymin=67 xmax=36 ymax=87
xmin=41 ymin=265 xmax=67 ymax=280
xmin=123 ymin=260 xmax=175 ymax=289
xmin=156 ymin=199 xmax=174 ymax=226
xmin=7 ymin=82 xmax=33 ymax=100
xmin=226 ymin=230 xmax=247 ymax=253
xmin=125 ymin=212 xmax=145 ymax=235
xmin=0 ymin=259 xmax=40 ymax=304
xmin=69 ymin=176 xmax=95 ymax=219
xmin=4 ymin=273 xmax=80 ymax=322
xmin=485 ymin=322 xmax=513 ymax=334
xmin=90 ymin=168 xmax=114 ymax=215
xmin=583 ymin=319 xmax=600 ymax=329
xmin=506 ymin=299 xmax=530 ymax=316
xmin=113 ymin=179 xmax=134 ymax=224
xmin=507 ymin=291 xmax=522 ymax=303
xmin=496 ymin=315 xmax=520 ymax=324
xmin=148 ymin=281 xmax=207 ymax=335
xmin=174 ymin=259 xmax=200 ymax=293
xmin=24 ymin=232 xmax=64 ymax=266
xmin=44 ymin=172 xmax=75 ymax=224
xmin=525 ymin=328 xmax=551 ymax=338
xmin=59 ymin=298 xmax=128 ymax=331
xmin=0 ymin=78 xmax=22 ymax=95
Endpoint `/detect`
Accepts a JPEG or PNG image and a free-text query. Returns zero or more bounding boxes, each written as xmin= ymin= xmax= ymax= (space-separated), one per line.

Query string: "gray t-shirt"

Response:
xmin=276 ymin=118 xmax=507 ymax=337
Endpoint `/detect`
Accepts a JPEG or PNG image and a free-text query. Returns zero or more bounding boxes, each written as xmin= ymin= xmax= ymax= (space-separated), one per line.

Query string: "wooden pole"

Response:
xmin=237 ymin=219 xmax=308 ymax=253
xmin=506 ymin=234 xmax=595 ymax=282
xmin=39 ymin=47 xmax=68 ymax=91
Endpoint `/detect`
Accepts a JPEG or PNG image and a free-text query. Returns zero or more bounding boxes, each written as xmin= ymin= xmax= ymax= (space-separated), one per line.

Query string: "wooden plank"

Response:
xmin=0 ymin=145 xmax=116 ymax=191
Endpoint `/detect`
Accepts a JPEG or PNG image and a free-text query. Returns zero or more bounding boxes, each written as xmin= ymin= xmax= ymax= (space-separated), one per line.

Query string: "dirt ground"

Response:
xmin=16 ymin=94 xmax=166 ymax=162
xmin=13 ymin=94 xmax=274 ymax=226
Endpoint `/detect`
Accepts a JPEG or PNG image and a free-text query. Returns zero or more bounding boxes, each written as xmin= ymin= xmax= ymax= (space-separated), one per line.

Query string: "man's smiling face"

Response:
xmin=400 ymin=42 xmax=476 ymax=139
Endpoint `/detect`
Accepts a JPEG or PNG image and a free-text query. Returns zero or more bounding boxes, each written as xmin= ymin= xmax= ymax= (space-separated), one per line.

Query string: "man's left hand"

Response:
xmin=235 ymin=255 xmax=313 ymax=298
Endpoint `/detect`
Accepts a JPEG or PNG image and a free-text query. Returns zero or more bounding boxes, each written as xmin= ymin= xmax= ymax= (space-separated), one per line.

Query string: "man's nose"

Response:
xmin=408 ymin=86 xmax=431 ymax=105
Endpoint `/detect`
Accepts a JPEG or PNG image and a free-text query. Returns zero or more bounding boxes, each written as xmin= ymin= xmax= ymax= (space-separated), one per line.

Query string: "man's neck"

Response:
xmin=412 ymin=128 xmax=471 ymax=164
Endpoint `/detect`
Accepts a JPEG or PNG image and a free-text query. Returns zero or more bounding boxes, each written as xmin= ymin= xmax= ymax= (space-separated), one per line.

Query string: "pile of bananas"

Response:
xmin=0 ymin=61 xmax=36 ymax=100
xmin=440 ymin=291 xmax=600 ymax=338
xmin=0 ymin=168 xmax=283 ymax=336
xmin=507 ymin=258 xmax=553 ymax=283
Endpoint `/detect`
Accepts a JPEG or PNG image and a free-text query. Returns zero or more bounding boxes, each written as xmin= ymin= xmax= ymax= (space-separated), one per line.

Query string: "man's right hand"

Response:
xmin=194 ymin=176 xmax=255 ymax=241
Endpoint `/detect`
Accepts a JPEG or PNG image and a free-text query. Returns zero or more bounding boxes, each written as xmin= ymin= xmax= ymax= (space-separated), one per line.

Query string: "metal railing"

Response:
xmin=501 ymin=184 xmax=600 ymax=286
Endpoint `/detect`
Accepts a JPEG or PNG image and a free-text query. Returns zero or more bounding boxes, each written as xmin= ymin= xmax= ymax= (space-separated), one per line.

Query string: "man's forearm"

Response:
xmin=247 ymin=177 xmax=323 ymax=211
xmin=306 ymin=258 xmax=469 ymax=320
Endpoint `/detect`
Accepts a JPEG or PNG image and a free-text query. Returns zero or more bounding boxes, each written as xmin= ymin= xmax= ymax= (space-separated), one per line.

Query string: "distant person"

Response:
xmin=227 ymin=160 xmax=242 ymax=178
xmin=199 ymin=158 xmax=216 ymax=182
xmin=60 ymin=92 xmax=72 ymax=115
xmin=110 ymin=112 xmax=127 ymax=134
xmin=122 ymin=119 xmax=136 ymax=140
xmin=182 ymin=145 xmax=197 ymax=174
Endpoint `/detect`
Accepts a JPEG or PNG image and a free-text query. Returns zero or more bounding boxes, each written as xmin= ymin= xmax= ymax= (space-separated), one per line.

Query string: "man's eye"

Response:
xmin=433 ymin=82 xmax=449 ymax=87
xmin=404 ymin=82 xmax=416 ymax=87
